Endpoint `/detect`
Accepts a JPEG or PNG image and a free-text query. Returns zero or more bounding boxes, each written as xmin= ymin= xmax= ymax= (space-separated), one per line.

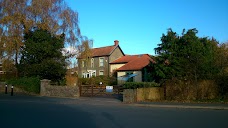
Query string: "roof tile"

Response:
xmin=111 ymin=54 xmax=154 ymax=71
xmin=91 ymin=45 xmax=116 ymax=57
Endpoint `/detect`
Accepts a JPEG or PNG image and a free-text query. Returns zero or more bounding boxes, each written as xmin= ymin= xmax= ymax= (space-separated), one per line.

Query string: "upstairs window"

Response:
xmin=82 ymin=60 xmax=85 ymax=68
xmin=91 ymin=58 xmax=94 ymax=68
xmin=99 ymin=57 xmax=104 ymax=67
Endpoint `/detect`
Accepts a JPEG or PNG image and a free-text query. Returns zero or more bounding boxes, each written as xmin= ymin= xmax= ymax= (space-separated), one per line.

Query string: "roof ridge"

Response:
xmin=92 ymin=45 xmax=115 ymax=49
xmin=125 ymin=54 xmax=150 ymax=56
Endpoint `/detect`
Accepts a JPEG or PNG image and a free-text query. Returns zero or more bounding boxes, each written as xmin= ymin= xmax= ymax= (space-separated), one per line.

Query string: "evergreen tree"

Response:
xmin=154 ymin=28 xmax=220 ymax=82
xmin=19 ymin=29 xmax=66 ymax=82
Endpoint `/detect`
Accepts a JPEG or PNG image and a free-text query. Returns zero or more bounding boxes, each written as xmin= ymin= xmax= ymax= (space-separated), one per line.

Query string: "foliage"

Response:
xmin=0 ymin=0 xmax=81 ymax=75
xmin=18 ymin=29 xmax=66 ymax=82
xmin=123 ymin=82 xmax=160 ymax=89
xmin=216 ymin=75 xmax=228 ymax=98
xmin=215 ymin=43 xmax=228 ymax=97
xmin=78 ymin=76 xmax=117 ymax=86
xmin=77 ymin=38 xmax=93 ymax=76
xmin=153 ymin=28 xmax=220 ymax=81
xmin=6 ymin=77 xmax=40 ymax=93
xmin=153 ymin=28 xmax=228 ymax=98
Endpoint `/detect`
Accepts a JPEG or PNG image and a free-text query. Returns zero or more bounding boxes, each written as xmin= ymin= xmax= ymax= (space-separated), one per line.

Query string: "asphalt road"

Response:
xmin=0 ymin=95 xmax=228 ymax=128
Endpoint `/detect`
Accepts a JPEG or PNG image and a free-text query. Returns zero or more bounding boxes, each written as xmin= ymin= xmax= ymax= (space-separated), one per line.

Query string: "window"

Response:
xmin=92 ymin=72 xmax=96 ymax=77
xmin=82 ymin=60 xmax=85 ymax=68
xmin=127 ymin=72 xmax=134 ymax=82
xmin=99 ymin=70 xmax=104 ymax=76
xmin=99 ymin=57 xmax=104 ymax=67
xmin=91 ymin=58 xmax=94 ymax=68
xmin=82 ymin=72 xmax=86 ymax=78
xmin=82 ymin=70 xmax=96 ymax=78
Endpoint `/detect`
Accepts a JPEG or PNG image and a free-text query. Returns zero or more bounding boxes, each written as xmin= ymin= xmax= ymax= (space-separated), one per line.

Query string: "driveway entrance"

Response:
xmin=79 ymin=85 xmax=123 ymax=100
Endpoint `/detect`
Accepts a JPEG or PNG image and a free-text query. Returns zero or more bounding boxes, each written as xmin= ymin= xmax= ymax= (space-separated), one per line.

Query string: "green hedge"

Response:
xmin=123 ymin=82 xmax=160 ymax=89
xmin=6 ymin=77 xmax=40 ymax=93
xmin=78 ymin=76 xmax=117 ymax=86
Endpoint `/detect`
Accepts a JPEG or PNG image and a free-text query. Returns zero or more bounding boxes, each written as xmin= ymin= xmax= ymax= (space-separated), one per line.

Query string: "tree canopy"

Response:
xmin=19 ymin=29 xmax=66 ymax=82
xmin=154 ymin=28 xmax=221 ymax=81
xmin=0 ymin=0 xmax=80 ymax=72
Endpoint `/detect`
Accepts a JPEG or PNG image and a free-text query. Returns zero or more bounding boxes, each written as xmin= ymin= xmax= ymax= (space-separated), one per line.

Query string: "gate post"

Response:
xmin=5 ymin=84 xmax=7 ymax=94
xmin=40 ymin=79 xmax=51 ymax=96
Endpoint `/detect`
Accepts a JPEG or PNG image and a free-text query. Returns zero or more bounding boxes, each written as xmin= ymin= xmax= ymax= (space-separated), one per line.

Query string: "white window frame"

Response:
xmin=83 ymin=70 xmax=96 ymax=78
xmin=82 ymin=60 xmax=85 ymax=68
xmin=92 ymin=71 xmax=96 ymax=77
xmin=82 ymin=72 xmax=86 ymax=78
xmin=99 ymin=57 xmax=104 ymax=67
xmin=91 ymin=58 xmax=94 ymax=68
xmin=99 ymin=70 xmax=104 ymax=76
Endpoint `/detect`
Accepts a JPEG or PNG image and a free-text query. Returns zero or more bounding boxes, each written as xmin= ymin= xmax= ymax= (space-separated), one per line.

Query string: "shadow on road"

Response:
xmin=0 ymin=95 xmax=98 ymax=128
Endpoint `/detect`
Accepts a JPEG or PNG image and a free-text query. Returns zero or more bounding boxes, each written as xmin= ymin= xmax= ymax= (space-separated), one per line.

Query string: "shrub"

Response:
xmin=6 ymin=77 xmax=40 ymax=93
xmin=216 ymin=75 xmax=228 ymax=99
xmin=123 ymin=82 xmax=160 ymax=89
xmin=78 ymin=76 xmax=117 ymax=86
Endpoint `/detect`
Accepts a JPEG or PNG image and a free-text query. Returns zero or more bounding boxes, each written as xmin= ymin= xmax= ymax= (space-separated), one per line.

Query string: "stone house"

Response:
xmin=78 ymin=40 xmax=125 ymax=78
xmin=78 ymin=40 xmax=155 ymax=84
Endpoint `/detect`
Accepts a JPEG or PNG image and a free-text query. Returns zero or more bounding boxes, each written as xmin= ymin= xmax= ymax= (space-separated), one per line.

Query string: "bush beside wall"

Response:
xmin=123 ymin=82 xmax=160 ymax=89
xmin=6 ymin=77 xmax=40 ymax=94
xmin=165 ymin=80 xmax=218 ymax=101
xmin=78 ymin=76 xmax=117 ymax=86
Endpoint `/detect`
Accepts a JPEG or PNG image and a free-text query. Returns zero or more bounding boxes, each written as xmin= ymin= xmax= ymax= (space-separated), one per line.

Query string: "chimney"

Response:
xmin=114 ymin=40 xmax=119 ymax=46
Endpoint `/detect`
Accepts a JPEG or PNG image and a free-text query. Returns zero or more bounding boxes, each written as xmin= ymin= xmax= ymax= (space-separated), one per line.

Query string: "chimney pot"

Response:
xmin=114 ymin=40 xmax=119 ymax=46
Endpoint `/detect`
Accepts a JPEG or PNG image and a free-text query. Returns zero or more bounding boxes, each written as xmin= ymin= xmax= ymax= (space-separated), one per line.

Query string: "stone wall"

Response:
xmin=40 ymin=79 xmax=80 ymax=97
xmin=123 ymin=89 xmax=137 ymax=103
xmin=137 ymin=87 xmax=164 ymax=102
xmin=123 ymin=87 xmax=164 ymax=103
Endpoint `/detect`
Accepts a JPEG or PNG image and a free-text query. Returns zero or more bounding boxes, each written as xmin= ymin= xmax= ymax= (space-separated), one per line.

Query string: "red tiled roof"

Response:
xmin=110 ymin=55 xmax=139 ymax=64
xmin=91 ymin=45 xmax=117 ymax=57
xmin=112 ymin=54 xmax=154 ymax=71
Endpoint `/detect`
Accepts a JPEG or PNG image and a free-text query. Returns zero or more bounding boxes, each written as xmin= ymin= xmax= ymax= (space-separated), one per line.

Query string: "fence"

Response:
xmin=80 ymin=85 xmax=123 ymax=97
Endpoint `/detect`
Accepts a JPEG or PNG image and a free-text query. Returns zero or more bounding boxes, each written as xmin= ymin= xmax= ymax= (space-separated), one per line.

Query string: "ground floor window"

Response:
xmin=99 ymin=70 xmax=104 ymax=76
xmin=126 ymin=72 xmax=134 ymax=82
xmin=82 ymin=70 xmax=96 ymax=78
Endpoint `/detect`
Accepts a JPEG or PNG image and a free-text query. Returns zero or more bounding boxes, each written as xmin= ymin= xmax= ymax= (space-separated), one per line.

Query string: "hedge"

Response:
xmin=6 ymin=77 xmax=40 ymax=93
xmin=123 ymin=82 xmax=160 ymax=89
xmin=78 ymin=76 xmax=117 ymax=86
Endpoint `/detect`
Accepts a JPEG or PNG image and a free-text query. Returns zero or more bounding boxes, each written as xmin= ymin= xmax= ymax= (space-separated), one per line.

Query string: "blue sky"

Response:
xmin=67 ymin=0 xmax=228 ymax=55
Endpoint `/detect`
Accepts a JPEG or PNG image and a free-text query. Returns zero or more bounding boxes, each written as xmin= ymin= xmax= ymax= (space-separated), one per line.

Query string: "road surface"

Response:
xmin=0 ymin=95 xmax=227 ymax=128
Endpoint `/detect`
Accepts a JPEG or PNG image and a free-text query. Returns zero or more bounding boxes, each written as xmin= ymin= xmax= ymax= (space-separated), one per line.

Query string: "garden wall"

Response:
xmin=123 ymin=87 xmax=164 ymax=103
xmin=40 ymin=79 xmax=80 ymax=97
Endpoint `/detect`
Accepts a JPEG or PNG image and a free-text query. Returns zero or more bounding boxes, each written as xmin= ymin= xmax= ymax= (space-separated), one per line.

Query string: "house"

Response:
xmin=77 ymin=40 xmax=155 ymax=84
xmin=110 ymin=54 xmax=155 ymax=84
xmin=78 ymin=40 xmax=125 ymax=78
